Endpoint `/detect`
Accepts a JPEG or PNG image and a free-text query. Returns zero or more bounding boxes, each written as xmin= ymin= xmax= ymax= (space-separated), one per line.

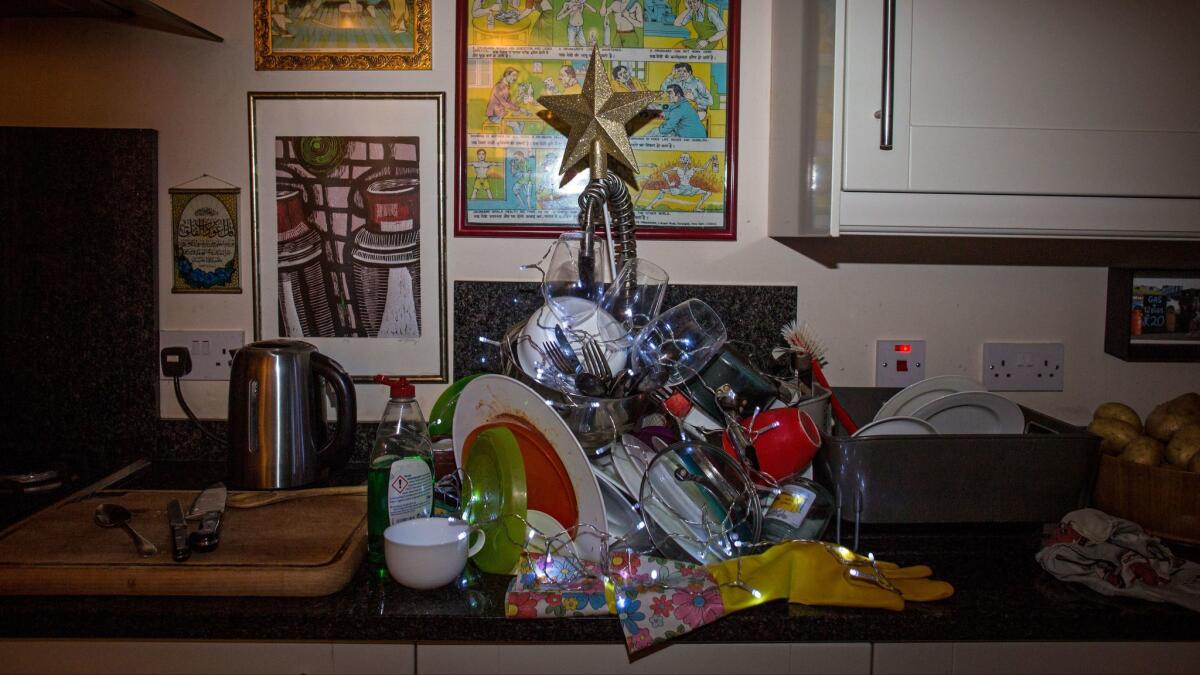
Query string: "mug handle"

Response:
xmin=466 ymin=526 xmax=487 ymax=558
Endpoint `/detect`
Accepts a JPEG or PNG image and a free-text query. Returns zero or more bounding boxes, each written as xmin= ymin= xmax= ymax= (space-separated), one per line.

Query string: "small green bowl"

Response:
xmin=428 ymin=374 xmax=485 ymax=439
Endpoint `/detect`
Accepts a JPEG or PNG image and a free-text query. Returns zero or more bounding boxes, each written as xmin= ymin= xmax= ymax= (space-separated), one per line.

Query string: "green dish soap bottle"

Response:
xmin=368 ymin=375 xmax=433 ymax=565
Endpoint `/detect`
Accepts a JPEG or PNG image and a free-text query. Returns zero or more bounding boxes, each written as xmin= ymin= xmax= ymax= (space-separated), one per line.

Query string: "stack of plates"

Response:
xmin=866 ymin=375 xmax=1025 ymax=435
xmin=453 ymin=375 xmax=608 ymax=562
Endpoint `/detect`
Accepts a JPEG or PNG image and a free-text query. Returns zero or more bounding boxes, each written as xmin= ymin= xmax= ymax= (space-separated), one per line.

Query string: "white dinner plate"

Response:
xmin=609 ymin=435 xmax=704 ymax=526
xmin=874 ymin=375 xmax=986 ymax=421
xmin=852 ymin=416 xmax=938 ymax=437
xmin=609 ymin=435 xmax=665 ymax=504
xmin=453 ymin=374 xmax=608 ymax=562
xmin=910 ymin=391 xmax=1026 ymax=435
xmin=595 ymin=476 xmax=654 ymax=552
xmin=590 ymin=456 xmax=634 ymax=501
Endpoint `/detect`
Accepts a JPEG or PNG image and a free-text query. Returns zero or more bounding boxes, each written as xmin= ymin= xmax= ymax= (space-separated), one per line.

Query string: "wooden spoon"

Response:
xmin=226 ymin=485 xmax=367 ymax=509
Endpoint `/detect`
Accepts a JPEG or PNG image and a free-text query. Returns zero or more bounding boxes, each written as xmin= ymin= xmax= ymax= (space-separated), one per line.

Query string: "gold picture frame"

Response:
xmin=248 ymin=92 xmax=448 ymax=383
xmin=254 ymin=0 xmax=432 ymax=71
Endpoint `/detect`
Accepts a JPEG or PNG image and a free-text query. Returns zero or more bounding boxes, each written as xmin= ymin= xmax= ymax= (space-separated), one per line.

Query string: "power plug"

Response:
xmin=160 ymin=346 xmax=193 ymax=378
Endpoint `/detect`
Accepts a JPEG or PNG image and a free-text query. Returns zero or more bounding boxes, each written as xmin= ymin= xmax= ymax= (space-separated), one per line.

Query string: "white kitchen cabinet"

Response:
xmin=950 ymin=642 xmax=1200 ymax=674
xmin=0 ymin=641 xmax=416 ymax=675
xmin=769 ymin=0 xmax=1200 ymax=239
xmin=871 ymin=641 xmax=1200 ymax=674
xmin=414 ymin=643 xmax=871 ymax=675
xmin=872 ymin=643 xmax=954 ymax=674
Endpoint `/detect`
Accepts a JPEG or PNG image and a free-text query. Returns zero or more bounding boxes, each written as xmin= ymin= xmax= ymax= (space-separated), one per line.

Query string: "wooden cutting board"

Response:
xmin=0 ymin=489 xmax=366 ymax=597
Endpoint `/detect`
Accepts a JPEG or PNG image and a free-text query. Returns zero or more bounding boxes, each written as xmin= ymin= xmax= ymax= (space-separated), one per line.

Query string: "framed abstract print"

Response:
xmin=249 ymin=92 xmax=448 ymax=382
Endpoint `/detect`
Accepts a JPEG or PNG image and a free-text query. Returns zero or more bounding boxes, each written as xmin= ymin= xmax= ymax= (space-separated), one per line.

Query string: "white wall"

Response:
xmin=1 ymin=0 xmax=1195 ymax=426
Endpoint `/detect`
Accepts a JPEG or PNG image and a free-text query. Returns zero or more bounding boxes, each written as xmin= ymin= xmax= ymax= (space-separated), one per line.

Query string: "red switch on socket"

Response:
xmin=896 ymin=360 xmax=908 ymax=372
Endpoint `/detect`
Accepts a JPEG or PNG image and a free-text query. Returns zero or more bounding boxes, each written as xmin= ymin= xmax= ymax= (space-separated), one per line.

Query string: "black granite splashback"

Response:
xmin=453 ymin=280 xmax=798 ymax=380
xmin=0 ymin=127 xmax=158 ymax=479
xmin=155 ymin=281 xmax=797 ymax=462
xmin=156 ymin=419 xmax=376 ymax=465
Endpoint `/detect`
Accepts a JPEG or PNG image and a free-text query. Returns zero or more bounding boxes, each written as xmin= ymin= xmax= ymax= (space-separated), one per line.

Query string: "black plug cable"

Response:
xmin=161 ymin=346 xmax=227 ymax=447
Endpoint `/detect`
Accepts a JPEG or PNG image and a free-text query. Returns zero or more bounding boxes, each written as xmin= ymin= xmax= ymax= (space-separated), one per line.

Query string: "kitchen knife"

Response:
xmin=167 ymin=499 xmax=191 ymax=562
xmin=186 ymin=483 xmax=227 ymax=553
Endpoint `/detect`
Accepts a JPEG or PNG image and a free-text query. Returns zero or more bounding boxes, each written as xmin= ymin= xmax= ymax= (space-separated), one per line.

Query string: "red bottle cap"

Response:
xmin=374 ymin=374 xmax=415 ymax=398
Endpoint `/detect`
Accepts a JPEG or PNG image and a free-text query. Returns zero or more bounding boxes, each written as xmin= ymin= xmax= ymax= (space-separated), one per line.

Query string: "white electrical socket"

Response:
xmin=876 ymin=339 xmax=926 ymax=388
xmin=982 ymin=342 xmax=1064 ymax=391
xmin=160 ymin=330 xmax=245 ymax=380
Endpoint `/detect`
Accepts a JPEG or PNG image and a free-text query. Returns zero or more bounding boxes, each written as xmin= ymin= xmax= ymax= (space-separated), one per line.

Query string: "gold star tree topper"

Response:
xmin=538 ymin=45 xmax=660 ymax=180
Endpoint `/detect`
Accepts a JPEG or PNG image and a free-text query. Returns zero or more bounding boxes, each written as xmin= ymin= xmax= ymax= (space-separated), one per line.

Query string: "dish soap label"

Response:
xmin=764 ymin=485 xmax=815 ymax=530
xmin=388 ymin=458 xmax=432 ymax=524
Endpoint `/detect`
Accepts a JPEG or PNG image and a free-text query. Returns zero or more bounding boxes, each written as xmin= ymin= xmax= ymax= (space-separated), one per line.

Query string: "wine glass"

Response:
xmin=631 ymin=299 xmax=726 ymax=387
xmin=601 ymin=258 xmax=669 ymax=332
xmin=540 ymin=231 xmax=613 ymax=332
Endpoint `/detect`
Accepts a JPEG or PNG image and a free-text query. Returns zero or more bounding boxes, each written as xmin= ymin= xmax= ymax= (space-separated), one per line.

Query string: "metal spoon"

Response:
xmin=94 ymin=503 xmax=157 ymax=557
xmin=575 ymin=371 xmax=608 ymax=397
xmin=715 ymin=388 xmax=761 ymax=471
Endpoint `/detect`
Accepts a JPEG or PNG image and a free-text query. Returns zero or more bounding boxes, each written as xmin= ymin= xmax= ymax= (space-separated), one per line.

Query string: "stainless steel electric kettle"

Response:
xmin=227 ymin=340 xmax=357 ymax=489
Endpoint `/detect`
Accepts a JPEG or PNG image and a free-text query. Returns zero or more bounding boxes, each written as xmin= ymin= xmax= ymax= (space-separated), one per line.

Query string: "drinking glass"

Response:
xmin=601 ymin=258 xmax=669 ymax=332
xmin=631 ymin=299 xmax=727 ymax=386
xmin=540 ymin=231 xmax=613 ymax=332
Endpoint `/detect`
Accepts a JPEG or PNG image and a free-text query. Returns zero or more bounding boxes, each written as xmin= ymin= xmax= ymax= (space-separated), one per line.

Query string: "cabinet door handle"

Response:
xmin=879 ymin=0 xmax=897 ymax=150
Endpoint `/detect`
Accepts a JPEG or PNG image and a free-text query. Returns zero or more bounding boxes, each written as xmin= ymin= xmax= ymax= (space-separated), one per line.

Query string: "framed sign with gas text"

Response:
xmin=455 ymin=0 xmax=739 ymax=240
xmin=1105 ymin=268 xmax=1200 ymax=363
xmin=248 ymin=92 xmax=448 ymax=382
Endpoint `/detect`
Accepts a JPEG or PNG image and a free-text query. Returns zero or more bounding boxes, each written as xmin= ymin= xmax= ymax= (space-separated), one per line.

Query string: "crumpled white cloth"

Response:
xmin=1036 ymin=508 xmax=1200 ymax=613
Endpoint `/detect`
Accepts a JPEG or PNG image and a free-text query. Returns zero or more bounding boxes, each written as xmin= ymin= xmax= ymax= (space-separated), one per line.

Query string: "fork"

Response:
xmin=580 ymin=338 xmax=613 ymax=380
xmin=542 ymin=341 xmax=580 ymax=374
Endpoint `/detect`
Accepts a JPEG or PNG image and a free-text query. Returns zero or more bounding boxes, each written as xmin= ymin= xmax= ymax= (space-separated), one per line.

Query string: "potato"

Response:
xmin=1144 ymin=405 xmax=1195 ymax=442
xmin=1088 ymin=417 xmax=1141 ymax=455
xmin=1166 ymin=424 xmax=1200 ymax=468
xmin=1164 ymin=392 xmax=1200 ymax=417
xmin=1093 ymin=402 xmax=1142 ymax=433
xmin=1120 ymin=436 xmax=1164 ymax=467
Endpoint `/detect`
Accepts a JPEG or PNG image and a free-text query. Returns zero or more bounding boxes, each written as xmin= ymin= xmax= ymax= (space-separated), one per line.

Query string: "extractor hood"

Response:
xmin=0 ymin=0 xmax=222 ymax=41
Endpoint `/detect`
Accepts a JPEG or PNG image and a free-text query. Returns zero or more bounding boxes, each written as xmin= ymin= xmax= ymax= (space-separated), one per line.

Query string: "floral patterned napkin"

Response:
xmin=505 ymin=550 xmax=727 ymax=653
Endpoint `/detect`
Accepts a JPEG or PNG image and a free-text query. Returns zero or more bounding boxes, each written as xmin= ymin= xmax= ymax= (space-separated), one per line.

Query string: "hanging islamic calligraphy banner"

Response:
xmin=170 ymin=180 xmax=242 ymax=293
xmin=455 ymin=0 xmax=739 ymax=240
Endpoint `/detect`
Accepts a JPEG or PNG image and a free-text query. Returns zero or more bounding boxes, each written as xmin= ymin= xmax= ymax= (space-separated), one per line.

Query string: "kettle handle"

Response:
xmin=311 ymin=352 xmax=357 ymax=471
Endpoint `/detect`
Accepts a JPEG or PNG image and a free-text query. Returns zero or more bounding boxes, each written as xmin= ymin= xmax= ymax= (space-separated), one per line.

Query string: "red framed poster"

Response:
xmin=455 ymin=0 xmax=740 ymax=240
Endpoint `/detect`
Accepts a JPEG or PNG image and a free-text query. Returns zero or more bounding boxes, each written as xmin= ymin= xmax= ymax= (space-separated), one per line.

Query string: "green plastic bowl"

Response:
xmin=428 ymin=374 xmax=485 ymax=439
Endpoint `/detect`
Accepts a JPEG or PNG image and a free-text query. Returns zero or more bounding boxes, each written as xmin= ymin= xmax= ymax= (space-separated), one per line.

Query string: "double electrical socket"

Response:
xmin=159 ymin=330 xmax=245 ymax=380
xmin=982 ymin=342 xmax=1064 ymax=392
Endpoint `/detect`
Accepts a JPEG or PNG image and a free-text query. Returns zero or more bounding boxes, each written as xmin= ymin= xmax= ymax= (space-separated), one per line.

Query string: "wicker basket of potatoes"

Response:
xmin=1090 ymin=393 xmax=1200 ymax=543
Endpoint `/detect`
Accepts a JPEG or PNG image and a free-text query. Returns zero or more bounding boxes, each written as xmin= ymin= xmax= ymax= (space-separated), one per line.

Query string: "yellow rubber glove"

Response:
xmin=707 ymin=541 xmax=954 ymax=613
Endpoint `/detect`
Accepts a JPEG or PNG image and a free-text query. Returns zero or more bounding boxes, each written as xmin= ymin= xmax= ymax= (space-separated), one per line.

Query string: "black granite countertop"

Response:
xmin=0 ymin=461 xmax=1197 ymax=644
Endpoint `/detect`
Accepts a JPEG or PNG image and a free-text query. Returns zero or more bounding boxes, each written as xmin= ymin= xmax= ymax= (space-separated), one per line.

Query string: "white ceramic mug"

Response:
xmin=383 ymin=517 xmax=485 ymax=590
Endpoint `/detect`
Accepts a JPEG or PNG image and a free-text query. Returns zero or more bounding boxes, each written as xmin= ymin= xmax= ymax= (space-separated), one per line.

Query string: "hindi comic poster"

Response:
xmin=457 ymin=0 xmax=739 ymax=239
